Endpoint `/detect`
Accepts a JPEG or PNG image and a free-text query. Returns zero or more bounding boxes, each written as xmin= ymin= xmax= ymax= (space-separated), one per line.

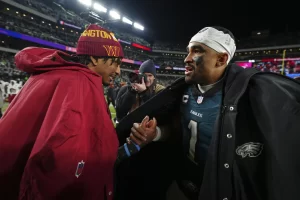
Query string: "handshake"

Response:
xmin=127 ymin=115 xmax=158 ymax=147
xmin=116 ymin=116 xmax=159 ymax=165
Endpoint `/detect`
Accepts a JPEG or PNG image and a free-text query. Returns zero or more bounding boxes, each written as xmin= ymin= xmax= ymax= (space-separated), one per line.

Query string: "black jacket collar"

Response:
xmin=175 ymin=63 xmax=244 ymax=96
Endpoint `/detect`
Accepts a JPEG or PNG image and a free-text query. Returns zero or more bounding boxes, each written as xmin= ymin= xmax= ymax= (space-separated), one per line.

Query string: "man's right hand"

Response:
xmin=128 ymin=116 xmax=157 ymax=147
xmin=131 ymin=77 xmax=147 ymax=93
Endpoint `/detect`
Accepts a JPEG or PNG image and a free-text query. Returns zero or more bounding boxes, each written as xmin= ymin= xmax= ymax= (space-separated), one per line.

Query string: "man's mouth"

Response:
xmin=185 ymin=66 xmax=194 ymax=75
xmin=109 ymin=75 xmax=116 ymax=82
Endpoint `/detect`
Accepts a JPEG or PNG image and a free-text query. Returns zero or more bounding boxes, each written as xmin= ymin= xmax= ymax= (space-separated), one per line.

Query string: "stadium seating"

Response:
xmin=1 ymin=0 xmax=300 ymax=98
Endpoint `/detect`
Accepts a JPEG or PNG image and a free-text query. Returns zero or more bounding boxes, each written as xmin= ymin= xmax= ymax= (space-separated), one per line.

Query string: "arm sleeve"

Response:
xmin=154 ymin=125 xmax=171 ymax=141
xmin=249 ymin=77 xmax=300 ymax=200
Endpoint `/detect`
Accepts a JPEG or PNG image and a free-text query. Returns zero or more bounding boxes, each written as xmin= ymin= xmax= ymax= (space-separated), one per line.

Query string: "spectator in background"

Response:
xmin=107 ymin=82 xmax=116 ymax=108
xmin=7 ymin=88 xmax=16 ymax=103
xmin=116 ymin=59 xmax=165 ymax=121
xmin=106 ymin=82 xmax=119 ymax=122
xmin=0 ymin=24 xmax=123 ymax=200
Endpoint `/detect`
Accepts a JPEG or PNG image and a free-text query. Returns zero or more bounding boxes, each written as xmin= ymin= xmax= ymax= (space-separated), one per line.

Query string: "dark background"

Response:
xmin=49 ymin=0 xmax=297 ymax=44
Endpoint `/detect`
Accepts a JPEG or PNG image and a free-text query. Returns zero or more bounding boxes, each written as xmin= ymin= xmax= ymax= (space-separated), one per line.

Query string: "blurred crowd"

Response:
xmin=0 ymin=51 xmax=181 ymax=101
xmin=1 ymin=0 xmax=300 ymax=104
xmin=5 ymin=0 xmax=300 ymax=53
xmin=1 ymin=49 xmax=299 ymax=102
xmin=12 ymin=0 xmax=151 ymax=47
xmin=0 ymin=52 xmax=27 ymax=79
xmin=0 ymin=12 xmax=78 ymax=47
xmin=253 ymin=61 xmax=300 ymax=75
xmin=0 ymin=10 xmax=184 ymax=69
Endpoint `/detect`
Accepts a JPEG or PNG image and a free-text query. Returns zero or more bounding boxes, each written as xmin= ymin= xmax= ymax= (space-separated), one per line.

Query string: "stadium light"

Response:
xmin=122 ymin=17 xmax=133 ymax=25
xmin=133 ymin=22 xmax=144 ymax=31
xmin=109 ymin=10 xmax=121 ymax=20
xmin=93 ymin=2 xmax=107 ymax=13
xmin=78 ymin=0 xmax=92 ymax=7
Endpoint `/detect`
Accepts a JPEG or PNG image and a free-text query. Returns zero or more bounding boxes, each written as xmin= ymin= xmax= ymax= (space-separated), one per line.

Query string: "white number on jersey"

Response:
xmin=188 ymin=120 xmax=198 ymax=162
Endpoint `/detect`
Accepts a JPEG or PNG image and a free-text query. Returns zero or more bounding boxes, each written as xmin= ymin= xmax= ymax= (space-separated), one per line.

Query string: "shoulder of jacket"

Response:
xmin=248 ymin=73 xmax=300 ymax=96
xmin=155 ymin=84 xmax=165 ymax=93
xmin=118 ymin=85 xmax=133 ymax=94
xmin=251 ymin=72 xmax=294 ymax=84
xmin=119 ymin=85 xmax=129 ymax=89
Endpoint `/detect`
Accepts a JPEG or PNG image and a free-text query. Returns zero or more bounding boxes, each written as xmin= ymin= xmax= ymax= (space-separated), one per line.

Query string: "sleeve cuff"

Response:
xmin=153 ymin=126 xmax=162 ymax=142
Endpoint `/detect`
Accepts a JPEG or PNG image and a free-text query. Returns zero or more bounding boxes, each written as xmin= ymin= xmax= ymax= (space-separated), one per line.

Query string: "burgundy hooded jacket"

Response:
xmin=0 ymin=47 xmax=118 ymax=200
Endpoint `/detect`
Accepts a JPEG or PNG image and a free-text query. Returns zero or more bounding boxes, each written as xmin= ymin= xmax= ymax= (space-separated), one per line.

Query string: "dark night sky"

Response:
xmin=58 ymin=0 xmax=297 ymax=44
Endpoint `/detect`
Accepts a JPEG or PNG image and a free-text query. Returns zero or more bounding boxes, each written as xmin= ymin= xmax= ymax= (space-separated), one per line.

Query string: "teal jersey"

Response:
xmin=180 ymin=84 xmax=222 ymax=164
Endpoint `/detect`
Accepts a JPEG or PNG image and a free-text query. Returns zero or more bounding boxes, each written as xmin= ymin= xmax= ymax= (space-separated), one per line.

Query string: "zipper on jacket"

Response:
xmin=216 ymin=105 xmax=227 ymax=197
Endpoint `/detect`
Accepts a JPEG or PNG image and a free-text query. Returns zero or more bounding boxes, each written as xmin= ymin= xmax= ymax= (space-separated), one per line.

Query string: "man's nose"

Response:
xmin=116 ymin=65 xmax=121 ymax=75
xmin=184 ymin=53 xmax=193 ymax=64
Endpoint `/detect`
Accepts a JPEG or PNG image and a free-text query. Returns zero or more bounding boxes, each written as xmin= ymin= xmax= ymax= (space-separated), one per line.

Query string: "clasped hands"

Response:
xmin=127 ymin=116 xmax=157 ymax=147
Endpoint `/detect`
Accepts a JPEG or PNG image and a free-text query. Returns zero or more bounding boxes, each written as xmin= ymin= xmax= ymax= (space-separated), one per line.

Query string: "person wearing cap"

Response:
xmin=126 ymin=26 xmax=300 ymax=200
xmin=0 ymin=24 xmax=123 ymax=200
xmin=115 ymin=59 xmax=165 ymax=122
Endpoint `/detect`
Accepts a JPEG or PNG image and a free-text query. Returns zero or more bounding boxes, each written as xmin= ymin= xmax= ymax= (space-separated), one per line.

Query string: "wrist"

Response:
xmin=137 ymin=88 xmax=147 ymax=94
xmin=153 ymin=126 xmax=161 ymax=142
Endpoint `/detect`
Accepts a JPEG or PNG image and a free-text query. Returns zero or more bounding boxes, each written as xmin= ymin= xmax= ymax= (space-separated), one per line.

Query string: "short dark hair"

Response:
xmin=212 ymin=26 xmax=236 ymax=44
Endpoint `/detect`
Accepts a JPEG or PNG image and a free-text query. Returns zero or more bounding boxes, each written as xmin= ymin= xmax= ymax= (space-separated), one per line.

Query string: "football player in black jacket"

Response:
xmin=118 ymin=26 xmax=300 ymax=200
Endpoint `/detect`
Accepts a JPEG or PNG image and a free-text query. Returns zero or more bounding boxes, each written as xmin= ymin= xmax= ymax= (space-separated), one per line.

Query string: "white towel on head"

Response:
xmin=190 ymin=27 xmax=236 ymax=64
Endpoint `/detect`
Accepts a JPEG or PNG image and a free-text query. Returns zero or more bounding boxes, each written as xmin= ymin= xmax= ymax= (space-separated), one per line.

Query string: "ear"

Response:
xmin=216 ymin=53 xmax=229 ymax=67
xmin=90 ymin=56 xmax=98 ymax=66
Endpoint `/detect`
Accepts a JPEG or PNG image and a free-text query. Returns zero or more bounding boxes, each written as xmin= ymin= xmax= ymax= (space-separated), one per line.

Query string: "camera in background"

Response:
xmin=128 ymin=72 xmax=148 ymax=84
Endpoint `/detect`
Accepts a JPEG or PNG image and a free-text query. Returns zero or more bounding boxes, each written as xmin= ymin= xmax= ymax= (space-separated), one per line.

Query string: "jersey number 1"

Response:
xmin=188 ymin=120 xmax=198 ymax=161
